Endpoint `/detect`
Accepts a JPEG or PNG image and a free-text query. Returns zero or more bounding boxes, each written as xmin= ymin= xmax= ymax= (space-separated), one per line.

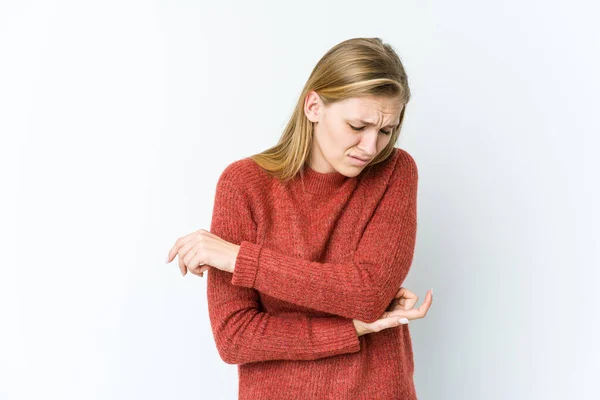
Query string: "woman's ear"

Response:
xmin=304 ymin=90 xmax=321 ymax=123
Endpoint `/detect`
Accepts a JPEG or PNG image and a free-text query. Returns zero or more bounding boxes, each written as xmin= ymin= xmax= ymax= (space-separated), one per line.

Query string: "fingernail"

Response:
xmin=430 ymin=288 xmax=434 ymax=297
xmin=181 ymin=270 xmax=185 ymax=276
xmin=399 ymin=318 xmax=409 ymax=324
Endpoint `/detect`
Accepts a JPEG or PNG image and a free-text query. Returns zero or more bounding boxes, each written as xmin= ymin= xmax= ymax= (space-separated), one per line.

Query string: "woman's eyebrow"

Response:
xmin=354 ymin=119 xmax=400 ymax=129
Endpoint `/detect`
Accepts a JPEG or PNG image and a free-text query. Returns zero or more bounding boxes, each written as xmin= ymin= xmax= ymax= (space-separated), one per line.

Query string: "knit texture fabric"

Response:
xmin=206 ymin=147 xmax=419 ymax=399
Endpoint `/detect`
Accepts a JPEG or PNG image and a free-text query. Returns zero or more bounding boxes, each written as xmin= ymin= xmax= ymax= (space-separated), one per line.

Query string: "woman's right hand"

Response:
xmin=352 ymin=287 xmax=433 ymax=337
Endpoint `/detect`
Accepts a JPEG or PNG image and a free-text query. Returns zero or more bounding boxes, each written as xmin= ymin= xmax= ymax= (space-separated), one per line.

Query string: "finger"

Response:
xmin=404 ymin=294 xmax=418 ymax=310
xmin=183 ymin=246 xmax=200 ymax=270
xmin=387 ymin=308 xmax=420 ymax=321
xmin=389 ymin=291 xmax=415 ymax=311
xmin=391 ymin=302 xmax=410 ymax=312
xmin=178 ymin=253 xmax=187 ymax=276
xmin=166 ymin=233 xmax=195 ymax=263
xmin=393 ymin=287 xmax=418 ymax=310
xmin=420 ymin=289 xmax=433 ymax=313
xmin=177 ymin=241 xmax=197 ymax=276
xmin=403 ymin=291 xmax=433 ymax=320
xmin=188 ymin=250 xmax=207 ymax=274
xmin=417 ymin=290 xmax=433 ymax=314
xmin=394 ymin=287 xmax=415 ymax=299
xmin=166 ymin=238 xmax=184 ymax=264
xmin=190 ymin=267 xmax=204 ymax=277
xmin=381 ymin=306 xmax=418 ymax=320
xmin=196 ymin=265 xmax=209 ymax=278
xmin=194 ymin=265 xmax=209 ymax=278
xmin=375 ymin=315 xmax=410 ymax=332
xmin=393 ymin=287 xmax=406 ymax=299
xmin=400 ymin=287 xmax=418 ymax=304
xmin=384 ymin=309 xmax=409 ymax=319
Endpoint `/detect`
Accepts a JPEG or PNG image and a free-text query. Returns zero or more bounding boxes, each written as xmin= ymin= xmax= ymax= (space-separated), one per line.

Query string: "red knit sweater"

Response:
xmin=206 ymin=147 xmax=419 ymax=399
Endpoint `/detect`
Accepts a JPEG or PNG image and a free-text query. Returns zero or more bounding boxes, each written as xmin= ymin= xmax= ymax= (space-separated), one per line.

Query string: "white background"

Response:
xmin=2 ymin=1 xmax=599 ymax=399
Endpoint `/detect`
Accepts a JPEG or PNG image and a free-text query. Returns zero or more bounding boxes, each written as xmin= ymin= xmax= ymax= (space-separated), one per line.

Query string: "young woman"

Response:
xmin=166 ymin=37 xmax=433 ymax=399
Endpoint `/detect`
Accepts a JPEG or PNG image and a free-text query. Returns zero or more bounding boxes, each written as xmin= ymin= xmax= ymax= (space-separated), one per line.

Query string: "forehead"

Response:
xmin=335 ymin=96 xmax=403 ymax=119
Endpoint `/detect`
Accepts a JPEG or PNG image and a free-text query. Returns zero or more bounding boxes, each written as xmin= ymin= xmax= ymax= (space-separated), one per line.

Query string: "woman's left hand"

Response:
xmin=165 ymin=229 xmax=240 ymax=277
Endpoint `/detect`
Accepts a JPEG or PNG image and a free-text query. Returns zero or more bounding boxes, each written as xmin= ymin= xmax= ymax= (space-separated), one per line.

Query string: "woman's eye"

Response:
xmin=349 ymin=124 xmax=365 ymax=131
xmin=349 ymin=124 xmax=391 ymax=135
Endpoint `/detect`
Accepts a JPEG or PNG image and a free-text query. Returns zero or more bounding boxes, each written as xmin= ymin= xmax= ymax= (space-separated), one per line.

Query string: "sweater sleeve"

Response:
xmin=231 ymin=151 xmax=419 ymax=324
xmin=206 ymin=163 xmax=361 ymax=365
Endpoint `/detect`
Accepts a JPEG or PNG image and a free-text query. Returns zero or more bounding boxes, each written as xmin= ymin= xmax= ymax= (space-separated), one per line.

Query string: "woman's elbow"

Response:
xmin=214 ymin=337 xmax=241 ymax=365
xmin=209 ymin=309 xmax=260 ymax=365
xmin=219 ymin=351 xmax=238 ymax=365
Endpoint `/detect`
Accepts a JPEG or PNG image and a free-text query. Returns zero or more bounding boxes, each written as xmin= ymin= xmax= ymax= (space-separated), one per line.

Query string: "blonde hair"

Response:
xmin=249 ymin=37 xmax=411 ymax=182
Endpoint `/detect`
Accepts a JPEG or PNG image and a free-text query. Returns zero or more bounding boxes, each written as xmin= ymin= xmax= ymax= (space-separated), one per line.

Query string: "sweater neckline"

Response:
xmin=297 ymin=162 xmax=351 ymax=195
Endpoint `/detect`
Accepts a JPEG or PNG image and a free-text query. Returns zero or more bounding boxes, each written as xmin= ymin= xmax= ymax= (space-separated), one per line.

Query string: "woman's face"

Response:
xmin=304 ymin=91 xmax=403 ymax=176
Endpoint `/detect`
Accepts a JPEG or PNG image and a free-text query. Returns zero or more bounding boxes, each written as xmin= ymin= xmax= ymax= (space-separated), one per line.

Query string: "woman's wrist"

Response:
xmin=352 ymin=320 xmax=365 ymax=337
xmin=228 ymin=244 xmax=241 ymax=273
